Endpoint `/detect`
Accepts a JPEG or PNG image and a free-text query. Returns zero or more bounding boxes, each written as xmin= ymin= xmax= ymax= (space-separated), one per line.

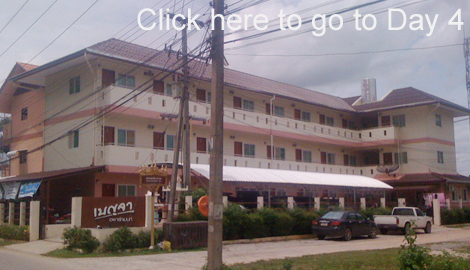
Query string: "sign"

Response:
xmin=18 ymin=180 xmax=42 ymax=198
xmin=81 ymin=196 xmax=145 ymax=228
xmin=3 ymin=181 xmax=21 ymax=200
xmin=139 ymin=164 xmax=169 ymax=188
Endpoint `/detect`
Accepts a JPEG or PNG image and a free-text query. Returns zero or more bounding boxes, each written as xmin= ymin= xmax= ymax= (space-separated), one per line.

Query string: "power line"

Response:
xmin=0 ymin=0 xmax=31 ymax=35
xmin=0 ymin=0 xmax=59 ymax=59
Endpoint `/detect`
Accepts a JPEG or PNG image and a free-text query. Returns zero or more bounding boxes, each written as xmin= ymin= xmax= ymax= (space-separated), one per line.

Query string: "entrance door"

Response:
xmin=383 ymin=152 xmax=393 ymax=165
xmin=102 ymin=184 xmax=115 ymax=197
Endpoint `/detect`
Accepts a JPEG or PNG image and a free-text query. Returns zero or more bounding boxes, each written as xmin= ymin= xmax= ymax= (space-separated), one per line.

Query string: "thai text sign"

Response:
xmin=141 ymin=175 xmax=168 ymax=186
xmin=81 ymin=196 xmax=145 ymax=228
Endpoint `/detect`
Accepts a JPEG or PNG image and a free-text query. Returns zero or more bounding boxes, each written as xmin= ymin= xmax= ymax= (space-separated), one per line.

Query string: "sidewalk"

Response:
xmin=4 ymin=238 xmax=63 ymax=255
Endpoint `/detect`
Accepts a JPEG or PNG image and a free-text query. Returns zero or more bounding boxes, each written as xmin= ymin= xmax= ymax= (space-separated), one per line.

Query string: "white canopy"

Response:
xmin=191 ymin=164 xmax=393 ymax=189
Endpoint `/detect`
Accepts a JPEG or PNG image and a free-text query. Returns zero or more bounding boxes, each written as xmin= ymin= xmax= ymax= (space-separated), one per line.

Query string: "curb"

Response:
xmin=223 ymin=234 xmax=315 ymax=245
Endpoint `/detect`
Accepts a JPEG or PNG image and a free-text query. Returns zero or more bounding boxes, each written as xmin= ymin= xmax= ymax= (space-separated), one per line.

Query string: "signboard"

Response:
xmin=425 ymin=193 xmax=446 ymax=207
xmin=81 ymin=196 xmax=146 ymax=228
xmin=18 ymin=180 xmax=42 ymax=198
xmin=141 ymin=175 xmax=168 ymax=186
xmin=3 ymin=181 xmax=21 ymax=200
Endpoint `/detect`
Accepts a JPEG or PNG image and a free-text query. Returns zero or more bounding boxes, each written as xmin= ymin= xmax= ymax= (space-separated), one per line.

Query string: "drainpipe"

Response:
xmin=85 ymin=52 xmax=98 ymax=166
xmin=270 ymin=95 xmax=275 ymax=161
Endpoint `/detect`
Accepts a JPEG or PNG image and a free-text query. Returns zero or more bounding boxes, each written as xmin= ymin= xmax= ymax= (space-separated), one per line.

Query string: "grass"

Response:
xmin=45 ymin=247 xmax=207 ymax=258
xmin=228 ymin=249 xmax=401 ymax=270
xmin=0 ymin=238 xmax=25 ymax=247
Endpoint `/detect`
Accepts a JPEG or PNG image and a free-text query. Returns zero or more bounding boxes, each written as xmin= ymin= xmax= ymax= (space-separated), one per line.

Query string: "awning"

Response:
xmin=18 ymin=180 xmax=42 ymax=198
xmin=190 ymin=164 xmax=393 ymax=189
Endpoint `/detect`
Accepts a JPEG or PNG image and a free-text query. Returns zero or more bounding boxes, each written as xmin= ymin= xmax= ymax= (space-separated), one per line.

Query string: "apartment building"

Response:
xmin=1 ymin=38 xmax=469 ymax=209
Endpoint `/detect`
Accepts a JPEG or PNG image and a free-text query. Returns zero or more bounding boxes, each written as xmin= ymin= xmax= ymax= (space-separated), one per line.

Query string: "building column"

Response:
xmin=0 ymin=203 xmax=4 ymax=225
xmin=398 ymin=198 xmax=406 ymax=207
xmin=29 ymin=201 xmax=40 ymax=241
xmin=223 ymin=196 xmax=228 ymax=208
xmin=8 ymin=202 xmax=14 ymax=225
xmin=314 ymin=197 xmax=321 ymax=211
xmin=339 ymin=197 xmax=345 ymax=209
xmin=287 ymin=197 xmax=294 ymax=210
xmin=71 ymin=197 xmax=82 ymax=228
xmin=257 ymin=196 xmax=264 ymax=210
xmin=145 ymin=194 xmax=153 ymax=228
xmin=19 ymin=202 xmax=26 ymax=226
xmin=433 ymin=198 xmax=441 ymax=226
xmin=380 ymin=197 xmax=386 ymax=208
xmin=185 ymin=196 xmax=193 ymax=211
xmin=445 ymin=199 xmax=451 ymax=209
xmin=360 ymin=198 xmax=366 ymax=210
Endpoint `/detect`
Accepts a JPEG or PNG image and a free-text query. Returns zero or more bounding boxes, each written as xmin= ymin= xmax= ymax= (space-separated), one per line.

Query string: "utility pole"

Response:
xmin=182 ymin=19 xmax=191 ymax=191
xmin=208 ymin=0 xmax=224 ymax=269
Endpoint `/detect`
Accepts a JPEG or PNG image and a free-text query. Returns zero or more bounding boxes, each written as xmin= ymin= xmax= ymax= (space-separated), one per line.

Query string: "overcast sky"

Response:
xmin=0 ymin=0 xmax=469 ymax=175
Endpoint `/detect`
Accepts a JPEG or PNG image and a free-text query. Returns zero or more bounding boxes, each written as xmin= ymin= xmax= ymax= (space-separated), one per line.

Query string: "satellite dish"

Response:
xmin=376 ymin=164 xmax=400 ymax=175
xmin=198 ymin=195 xmax=209 ymax=217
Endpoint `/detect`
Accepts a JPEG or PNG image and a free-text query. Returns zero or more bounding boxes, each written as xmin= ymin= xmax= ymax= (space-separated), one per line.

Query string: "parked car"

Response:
xmin=373 ymin=207 xmax=432 ymax=235
xmin=312 ymin=211 xmax=377 ymax=241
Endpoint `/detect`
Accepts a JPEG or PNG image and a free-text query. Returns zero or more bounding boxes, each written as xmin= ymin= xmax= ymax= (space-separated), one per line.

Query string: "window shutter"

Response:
xmin=294 ymin=109 xmax=301 ymax=120
xmin=153 ymin=80 xmax=164 ymax=94
xmin=102 ymin=69 xmax=115 ymax=87
xmin=197 ymin=137 xmax=207 ymax=153
xmin=321 ymin=152 xmax=327 ymax=164
xmin=196 ymin=89 xmax=206 ymax=102
xmin=319 ymin=114 xmax=326 ymax=124
xmin=153 ymin=132 xmax=165 ymax=149
xmin=267 ymin=145 xmax=272 ymax=159
xmin=234 ymin=141 xmax=243 ymax=156
xmin=233 ymin=97 xmax=242 ymax=109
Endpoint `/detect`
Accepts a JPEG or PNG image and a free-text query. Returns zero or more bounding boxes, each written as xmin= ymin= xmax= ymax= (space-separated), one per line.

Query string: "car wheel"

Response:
xmin=369 ymin=227 xmax=377 ymax=238
xmin=317 ymin=234 xmax=326 ymax=240
xmin=379 ymin=228 xmax=388 ymax=235
xmin=424 ymin=222 xmax=432 ymax=234
xmin=343 ymin=228 xmax=352 ymax=241
xmin=404 ymin=223 xmax=412 ymax=235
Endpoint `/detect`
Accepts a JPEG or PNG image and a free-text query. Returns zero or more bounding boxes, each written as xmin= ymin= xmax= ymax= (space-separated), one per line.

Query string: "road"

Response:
xmin=1 ymin=226 xmax=470 ymax=270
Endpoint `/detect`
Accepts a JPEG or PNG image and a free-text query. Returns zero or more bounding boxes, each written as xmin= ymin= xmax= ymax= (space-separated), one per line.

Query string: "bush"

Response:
xmin=398 ymin=229 xmax=430 ymax=270
xmin=103 ymin=227 xmax=136 ymax=252
xmin=441 ymin=207 xmax=470 ymax=225
xmin=134 ymin=229 xmax=163 ymax=249
xmin=174 ymin=207 xmax=207 ymax=222
xmin=62 ymin=226 xmax=100 ymax=254
xmin=223 ymin=205 xmax=249 ymax=240
xmin=242 ymin=212 xmax=267 ymax=239
xmin=360 ymin=207 xmax=392 ymax=220
xmin=0 ymin=225 xmax=29 ymax=241
xmin=288 ymin=208 xmax=317 ymax=235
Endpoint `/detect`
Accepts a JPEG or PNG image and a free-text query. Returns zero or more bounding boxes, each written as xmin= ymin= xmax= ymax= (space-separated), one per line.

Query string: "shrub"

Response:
xmin=174 ymin=207 xmax=207 ymax=222
xmin=103 ymin=227 xmax=136 ymax=252
xmin=398 ymin=228 xmax=430 ymax=270
xmin=134 ymin=229 xmax=163 ymax=249
xmin=271 ymin=211 xmax=294 ymax=237
xmin=0 ymin=225 xmax=29 ymax=241
xmin=360 ymin=207 xmax=392 ymax=220
xmin=223 ymin=205 xmax=248 ymax=240
xmin=288 ymin=208 xmax=316 ymax=235
xmin=62 ymin=226 xmax=100 ymax=254
xmin=242 ymin=212 xmax=267 ymax=239
xmin=441 ymin=207 xmax=470 ymax=225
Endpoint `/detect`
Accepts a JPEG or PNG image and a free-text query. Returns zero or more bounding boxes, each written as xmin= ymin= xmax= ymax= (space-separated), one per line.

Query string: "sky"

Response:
xmin=0 ymin=0 xmax=469 ymax=175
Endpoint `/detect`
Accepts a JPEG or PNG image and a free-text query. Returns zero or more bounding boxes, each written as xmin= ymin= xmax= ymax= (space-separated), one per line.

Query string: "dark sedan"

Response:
xmin=312 ymin=211 xmax=377 ymax=241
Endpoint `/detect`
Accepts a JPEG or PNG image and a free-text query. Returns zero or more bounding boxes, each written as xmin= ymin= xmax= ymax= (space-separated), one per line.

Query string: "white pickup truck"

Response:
xmin=373 ymin=207 xmax=433 ymax=235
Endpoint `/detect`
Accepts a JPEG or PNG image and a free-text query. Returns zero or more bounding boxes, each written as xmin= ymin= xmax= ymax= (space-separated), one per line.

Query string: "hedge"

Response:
xmin=0 ymin=225 xmax=29 ymax=241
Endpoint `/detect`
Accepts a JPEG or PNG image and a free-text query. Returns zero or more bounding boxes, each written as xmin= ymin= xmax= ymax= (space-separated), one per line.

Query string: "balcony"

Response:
xmin=99 ymin=145 xmax=379 ymax=177
xmin=102 ymin=86 xmax=397 ymax=148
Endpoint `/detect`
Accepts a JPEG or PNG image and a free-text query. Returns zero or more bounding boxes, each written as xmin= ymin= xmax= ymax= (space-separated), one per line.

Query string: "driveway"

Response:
xmin=2 ymin=226 xmax=470 ymax=270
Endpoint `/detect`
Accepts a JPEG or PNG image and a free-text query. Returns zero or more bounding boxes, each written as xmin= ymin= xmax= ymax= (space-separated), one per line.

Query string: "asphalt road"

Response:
xmin=1 ymin=226 xmax=470 ymax=270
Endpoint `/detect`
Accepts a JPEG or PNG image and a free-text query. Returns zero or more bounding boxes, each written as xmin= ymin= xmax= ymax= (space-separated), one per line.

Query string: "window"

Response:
xmin=69 ymin=76 xmax=80 ymax=94
xmin=327 ymin=153 xmax=335 ymax=165
xmin=349 ymin=156 xmax=357 ymax=166
xmin=296 ymin=149 xmax=312 ymax=163
xmin=243 ymin=100 xmax=254 ymax=111
xmin=197 ymin=137 xmax=207 ymax=153
xmin=274 ymin=106 xmax=284 ymax=117
xmin=319 ymin=114 xmax=326 ymax=124
xmin=19 ymin=150 xmax=27 ymax=164
xmin=435 ymin=114 xmax=442 ymax=127
xmin=117 ymin=74 xmax=135 ymax=88
xmin=321 ymin=152 xmax=327 ymax=164
xmin=381 ymin=115 xmax=391 ymax=127
xmin=342 ymin=119 xmax=348 ymax=128
xmin=343 ymin=154 xmax=349 ymax=166
xmin=326 ymin=116 xmax=334 ymax=126
xmin=302 ymin=111 xmax=311 ymax=122
xmin=166 ymin=135 xmax=175 ymax=150
xmin=437 ymin=151 xmax=444 ymax=164
xmin=294 ymin=109 xmax=301 ymax=120
xmin=21 ymin=107 xmax=28 ymax=120
xmin=207 ymin=92 xmax=212 ymax=103
xmin=463 ymin=189 xmax=468 ymax=201
xmin=394 ymin=152 xmax=408 ymax=164
xmin=165 ymin=83 xmax=173 ymax=96
xmin=118 ymin=185 xmax=136 ymax=197
xmin=451 ymin=186 xmax=457 ymax=201
xmin=69 ymin=130 xmax=79 ymax=148
xmin=153 ymin=132 xmax=165 ymax=149
xmin=153 ymin=80 xmax=164 ymax=94
xmin=267 ymin=146 xmax=286 ymax=160
xmin=244 ymin=143 xmax=255 ymax=157
xmin=117 ymin=129 xmax=135 ymax=147
xmin=392 ymin=114 xmax=406 ymax=127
